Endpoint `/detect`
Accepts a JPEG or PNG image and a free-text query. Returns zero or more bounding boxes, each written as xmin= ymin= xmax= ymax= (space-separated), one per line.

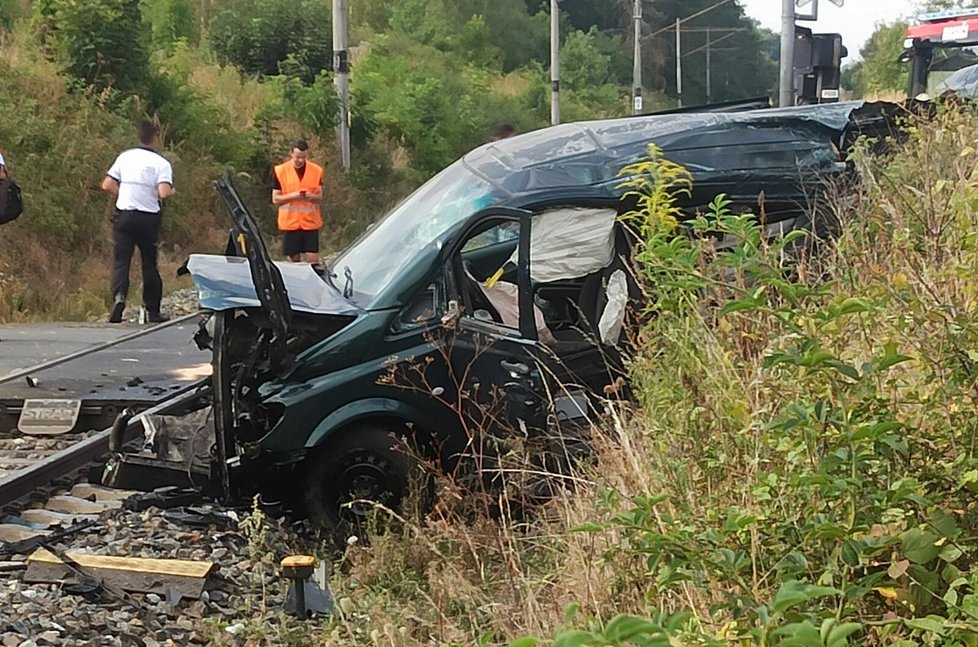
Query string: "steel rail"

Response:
xmin=0 ymin=312 xmax=201 ymax=387
xmin=0 ymin=381 xmax=211 ymax=508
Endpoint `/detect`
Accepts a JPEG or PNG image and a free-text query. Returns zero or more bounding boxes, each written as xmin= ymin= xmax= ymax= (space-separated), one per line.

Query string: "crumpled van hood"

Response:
xmin=187 ymin=254 xmax=362 ymax=316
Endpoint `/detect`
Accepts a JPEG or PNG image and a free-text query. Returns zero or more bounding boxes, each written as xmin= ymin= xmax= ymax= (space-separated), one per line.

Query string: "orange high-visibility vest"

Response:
xmin=274 ymin=161 xmax=324 ymax=231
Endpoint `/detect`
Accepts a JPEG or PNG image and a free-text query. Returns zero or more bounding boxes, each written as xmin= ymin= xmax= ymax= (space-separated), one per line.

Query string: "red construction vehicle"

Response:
xmin=903 ymin=8 xmax=978 ymax=99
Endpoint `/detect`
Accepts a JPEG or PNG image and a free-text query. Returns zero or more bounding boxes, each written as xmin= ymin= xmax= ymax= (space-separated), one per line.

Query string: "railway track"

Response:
xmin=0 ymin=315 xmax=212 ymax=514
xmin=0 ymin=383 xmax=210 ymax=516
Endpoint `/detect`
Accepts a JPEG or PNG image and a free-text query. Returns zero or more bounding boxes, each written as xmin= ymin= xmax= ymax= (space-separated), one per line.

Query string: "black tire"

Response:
xmin=304 ymin=425 xmax=430 ymax=535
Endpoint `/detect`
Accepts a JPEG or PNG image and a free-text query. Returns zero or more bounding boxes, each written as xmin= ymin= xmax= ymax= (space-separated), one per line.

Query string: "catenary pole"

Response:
xmin=333 ymin=0 xmax=351 ymax=171
xmin=705 ymin=26 xmax=712 ymax=104
xmin=676 ymin=17 xmax=682 ymax=107
xmin=779 ymin=0 xmax=795 ymax=107
xmin=551 ymin=0 xmax=560 ymax=124
xmin=632 ymin=0 xmax=643 ymax=114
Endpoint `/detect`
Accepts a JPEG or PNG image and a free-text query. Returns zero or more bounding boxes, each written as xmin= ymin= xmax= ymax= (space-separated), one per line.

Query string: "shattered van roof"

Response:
xmin=461 ymin=101 xmax=881 ymax=199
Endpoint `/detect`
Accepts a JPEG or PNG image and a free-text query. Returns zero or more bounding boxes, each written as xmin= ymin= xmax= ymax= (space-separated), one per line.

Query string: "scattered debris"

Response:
xmin=17 ymin=509 xmax=97 ymax=528
xmin=224 ymin=622 xmax=246 ymax=635
xmin=0 ymin=520 xmax=97 ymax=556
xmin=102 ymin=408 xmax=213 ymax=492
xmin=122 ymin=487 xmax=200 ymax=512
xmin=161 ymin=507 xmax=234 ymax=530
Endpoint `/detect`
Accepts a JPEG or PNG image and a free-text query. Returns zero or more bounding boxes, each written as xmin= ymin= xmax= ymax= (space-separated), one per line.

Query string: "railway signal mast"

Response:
xmin=780 ymin=0 xmax=844 ymax=106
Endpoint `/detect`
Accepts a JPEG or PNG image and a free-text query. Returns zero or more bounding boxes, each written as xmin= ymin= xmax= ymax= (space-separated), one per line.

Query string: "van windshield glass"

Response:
xmin=330 ymin=162 xmax=500 ymax=304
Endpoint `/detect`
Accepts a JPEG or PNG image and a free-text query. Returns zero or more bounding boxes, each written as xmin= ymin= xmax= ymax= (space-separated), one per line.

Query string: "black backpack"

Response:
xmin=0 ymin=176 xmax=22 ymax=225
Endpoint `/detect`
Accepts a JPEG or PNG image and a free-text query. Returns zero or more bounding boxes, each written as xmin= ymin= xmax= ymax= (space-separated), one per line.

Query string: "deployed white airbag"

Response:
xmin=477 ymin=281 xmax=557 ymax=347
xmin=598 ymin=269 xmax=628 ymax=346
xmin=508 ymin=207 xmax=617 ymax=283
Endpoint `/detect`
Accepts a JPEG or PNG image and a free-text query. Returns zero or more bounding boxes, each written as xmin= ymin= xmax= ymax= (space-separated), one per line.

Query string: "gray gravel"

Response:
xmin=0 ymin=432 xmax=102 ymax=480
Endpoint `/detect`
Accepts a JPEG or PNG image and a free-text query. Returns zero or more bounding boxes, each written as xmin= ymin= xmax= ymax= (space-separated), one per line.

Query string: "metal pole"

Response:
xmin=675 ymin=17 xmax=682 ymax=108
xmin=332 ymin=0 xmax=351 ymax=171
xmin=779 ymin=0 xmax=795 ymax=107
xmin=632 ymin=0 xmax=642 ymax=114
xmin=705 ymin=26 xmax=711 ymax=104
xmin=550 ymin=0 xmax=560 ymax=125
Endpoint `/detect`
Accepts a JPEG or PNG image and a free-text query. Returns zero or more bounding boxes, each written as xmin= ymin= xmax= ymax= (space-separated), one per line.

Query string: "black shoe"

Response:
xmin=109 ymin=302 xmax=125 ymax=323
xmin=147 ymin=312 xmax=170 ymax=324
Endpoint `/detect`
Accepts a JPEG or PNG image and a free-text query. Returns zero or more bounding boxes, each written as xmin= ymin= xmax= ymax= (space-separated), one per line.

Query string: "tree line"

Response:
xmin=7 ymin=0 xmax=780 ymax=182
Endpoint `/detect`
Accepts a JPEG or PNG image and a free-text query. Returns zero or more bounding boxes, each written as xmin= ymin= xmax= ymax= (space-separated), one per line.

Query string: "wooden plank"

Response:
xmin=28 ymin=548 xmax=214 ymax=578
xmin=24 ymin=561 xmax=208 ymax=599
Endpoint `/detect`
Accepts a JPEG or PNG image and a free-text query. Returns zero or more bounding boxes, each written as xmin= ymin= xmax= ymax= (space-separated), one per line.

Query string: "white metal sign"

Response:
xmin=796 ymin=0 xmax=843 ymax=21
xmin=943 ymin=23 xmax=971 ymax=42
xmin=18 ymin=399 xmax=82 ymax=435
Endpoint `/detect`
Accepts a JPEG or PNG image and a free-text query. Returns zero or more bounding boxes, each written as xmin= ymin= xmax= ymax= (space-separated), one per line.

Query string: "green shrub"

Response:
xmin=208 ymin=0 xmax=332 ymax=84
xmin=143 ymin=0 xmax=196 ymax=51
xmin=35 ymin=0 xmax=149 ymax=95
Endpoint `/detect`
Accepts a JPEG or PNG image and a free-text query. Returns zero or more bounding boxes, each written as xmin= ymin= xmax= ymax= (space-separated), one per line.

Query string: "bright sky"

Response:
xmin=739 ymin=0 xmax=920 ymax=59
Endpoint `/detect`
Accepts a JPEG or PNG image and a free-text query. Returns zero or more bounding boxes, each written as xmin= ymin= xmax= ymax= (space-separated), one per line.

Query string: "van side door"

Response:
xmin=441 ymin=207 xmax=549 ymax=438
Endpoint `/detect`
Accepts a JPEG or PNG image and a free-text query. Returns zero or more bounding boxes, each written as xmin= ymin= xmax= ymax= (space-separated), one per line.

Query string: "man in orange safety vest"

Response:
xmin=272 ymin=140 xmax=324 ymax=263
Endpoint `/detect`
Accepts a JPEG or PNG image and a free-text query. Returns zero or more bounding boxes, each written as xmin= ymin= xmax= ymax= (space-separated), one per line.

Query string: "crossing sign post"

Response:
xmin=796 ymin=0 xmax=845 ymax=23
xmin=782 ymin=0 xmax=846 ymax=105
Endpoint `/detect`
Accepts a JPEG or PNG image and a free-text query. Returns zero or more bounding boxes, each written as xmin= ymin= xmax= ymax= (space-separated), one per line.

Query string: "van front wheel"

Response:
xmin=304 ymin=425 xmax=428 ymax=534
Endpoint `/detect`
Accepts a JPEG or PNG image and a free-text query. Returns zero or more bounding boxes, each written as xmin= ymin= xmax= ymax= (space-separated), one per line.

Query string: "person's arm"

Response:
xmin=271 ymin=168 xmax=291 ymax=205
xmin=103 ymin=156 xmax=122 ymax=196
xmin=271 ymin=186 xmax=305 ymax=205
xmin=272 ymin=188 xmax=300 ymax=205
xmin=157 ymin=160 xmax=174 ymax=200
xmin=305 ymin=184 xmax=323 ymax=203
xmin=101 ymin=175 xmax=120 ymax=196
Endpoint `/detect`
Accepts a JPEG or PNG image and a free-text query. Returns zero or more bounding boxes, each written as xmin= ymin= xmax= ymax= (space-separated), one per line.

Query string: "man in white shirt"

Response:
xmin=100 ymin=121 xmax=174 ymax=323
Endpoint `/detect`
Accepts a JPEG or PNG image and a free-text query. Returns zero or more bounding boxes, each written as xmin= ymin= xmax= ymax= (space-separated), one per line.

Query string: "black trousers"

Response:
xmin=111 ymin=209 xmax=163 ymax=313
